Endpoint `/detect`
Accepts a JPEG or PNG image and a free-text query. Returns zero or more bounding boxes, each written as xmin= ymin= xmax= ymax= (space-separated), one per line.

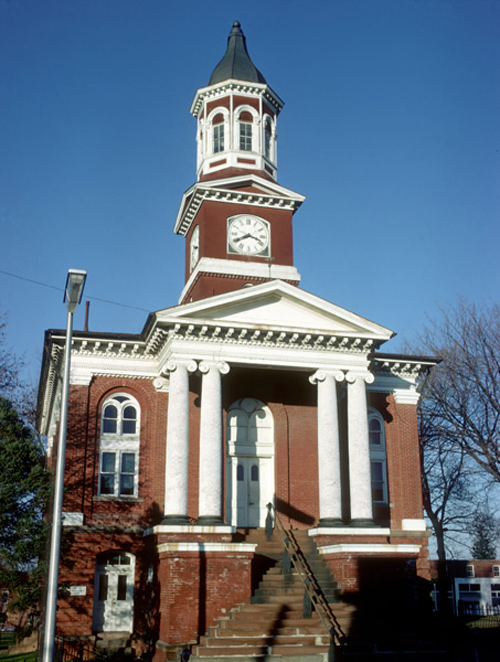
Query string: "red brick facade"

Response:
xmin=37 ymin=21 xmax=434 ymax=660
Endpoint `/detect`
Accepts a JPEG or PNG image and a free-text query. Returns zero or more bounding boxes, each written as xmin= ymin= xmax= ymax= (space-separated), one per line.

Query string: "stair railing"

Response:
xmin=266 ymin=502 xmax=345 ymax=660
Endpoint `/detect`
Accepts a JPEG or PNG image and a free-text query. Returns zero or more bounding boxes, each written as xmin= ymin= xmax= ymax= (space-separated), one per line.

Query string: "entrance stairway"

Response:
xmin=190 ymin=528 xmax=451 ymax=662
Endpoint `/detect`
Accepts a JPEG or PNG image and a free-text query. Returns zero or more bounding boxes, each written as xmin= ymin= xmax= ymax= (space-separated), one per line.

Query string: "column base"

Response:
xmin=318 ymin=517 xmax=345 ymax=527
xmin=196 ymin=515 xmax=225 ymax=526
xmin=350 ymin=518 xmax=377 ymax=528
xmin=160 ymin=515 xmax=190 ymax=525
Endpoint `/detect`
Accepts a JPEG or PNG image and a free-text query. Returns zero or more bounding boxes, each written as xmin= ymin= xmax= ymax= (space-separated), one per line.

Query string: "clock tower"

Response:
xmin=175 ymin=21 xmax=304 ymax=304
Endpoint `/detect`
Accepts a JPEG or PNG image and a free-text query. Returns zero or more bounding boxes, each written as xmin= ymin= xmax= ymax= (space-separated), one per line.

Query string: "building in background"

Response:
xmin=37 ymin=21 xmax=436 ymax=660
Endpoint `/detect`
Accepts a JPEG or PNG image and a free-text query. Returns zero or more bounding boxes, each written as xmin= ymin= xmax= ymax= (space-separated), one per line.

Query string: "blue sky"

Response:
xmin=1 ymin=0 xmax=499 ymax=386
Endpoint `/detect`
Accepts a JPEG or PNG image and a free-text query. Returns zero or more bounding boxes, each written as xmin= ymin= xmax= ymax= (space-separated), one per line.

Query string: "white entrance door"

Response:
xmin=237 ymin=457 xmax=261 ymax=527
xmin=93 ymin=553 xmax=135 ymax=632
xmin=226 ymin=398 xmax=274 ymax=528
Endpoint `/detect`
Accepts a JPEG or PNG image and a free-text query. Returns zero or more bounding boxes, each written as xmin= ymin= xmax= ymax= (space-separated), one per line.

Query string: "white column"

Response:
xmin=162 ymin=359 xmax=197 ymax=523
xmin=198 ymin=360 xmax=230 ymax=525
xmin=310 ymin=370 xmax=345 ymax=526
xmin=346 ymin=370 xmax=375 ymax=526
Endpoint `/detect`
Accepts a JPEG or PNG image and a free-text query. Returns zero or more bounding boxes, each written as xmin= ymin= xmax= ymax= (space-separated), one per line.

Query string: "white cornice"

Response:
xmin=309 ymin=527 xmax=390 ymax=536
xmin=190 ymin=79 xmax=284 ymax=117
xmin=157 ymin=542 xmax=257 ymax=553
xmin=318 ymin=544 xmax=422 ymax=555
xmin=180 ymin=258 xmax=301 ymax=303
xmin=174 ymin=175 xmax=305 ymax=236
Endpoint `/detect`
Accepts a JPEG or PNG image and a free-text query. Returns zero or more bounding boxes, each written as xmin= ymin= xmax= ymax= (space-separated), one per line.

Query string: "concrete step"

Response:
xmin=191 ymin=656 xmax=327 ymax=662
xmin=193 ymin=644 xmax=329 ymax=657
xmin=213 ymin=626 xmax=329 ymax=638
xmin=198 ymin=634 xmax=329 ymax=647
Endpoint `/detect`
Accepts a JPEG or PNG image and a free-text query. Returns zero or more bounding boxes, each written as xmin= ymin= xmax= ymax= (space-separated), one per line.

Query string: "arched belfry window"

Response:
xmin=238 ymin=110 xmax=253 ymax=151
xmin=212 ymin=113 xmax=225 ymax=154
xmin=368 ymin=408 xmax=388 ymax=503
xmin=99 ymin=394 xmax=140 ymax=498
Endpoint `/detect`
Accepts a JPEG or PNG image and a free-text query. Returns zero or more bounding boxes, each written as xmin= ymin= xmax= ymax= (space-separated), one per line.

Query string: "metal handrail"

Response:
xmin=266 ymin=503 xmax=345 ymax=657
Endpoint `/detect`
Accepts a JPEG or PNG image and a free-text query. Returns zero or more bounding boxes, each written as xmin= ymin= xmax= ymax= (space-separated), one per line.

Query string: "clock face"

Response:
xmin=227 ymin=216 xmax=270 ymax=256
xmin=190 ymin=226 xmax=199 ymax=271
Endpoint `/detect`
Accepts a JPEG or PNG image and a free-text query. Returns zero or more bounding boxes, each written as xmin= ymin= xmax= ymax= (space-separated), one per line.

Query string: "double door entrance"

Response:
xmin=226 ymin=398 xmax=274 ymax=528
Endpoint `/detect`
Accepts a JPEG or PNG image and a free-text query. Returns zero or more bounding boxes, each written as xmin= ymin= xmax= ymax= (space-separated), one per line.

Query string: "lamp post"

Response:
xmin=43 ymin=269 xmax=87 ymax=662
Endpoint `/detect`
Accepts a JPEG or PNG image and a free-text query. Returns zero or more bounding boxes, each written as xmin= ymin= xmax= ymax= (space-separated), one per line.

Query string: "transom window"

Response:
xmin=99 ymin=394 xmax=140 ymax=498
xmin=102 ymin=396 xmax=137 ymax=435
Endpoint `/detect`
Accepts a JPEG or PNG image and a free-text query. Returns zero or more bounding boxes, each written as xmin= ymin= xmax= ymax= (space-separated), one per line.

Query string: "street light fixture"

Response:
xmin=43 ymin=269 xmax=87 ymax=662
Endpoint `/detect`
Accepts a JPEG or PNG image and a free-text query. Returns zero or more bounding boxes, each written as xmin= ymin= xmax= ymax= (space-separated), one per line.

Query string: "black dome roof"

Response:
xmin=209 ymin=21 xmax=267 ymax=86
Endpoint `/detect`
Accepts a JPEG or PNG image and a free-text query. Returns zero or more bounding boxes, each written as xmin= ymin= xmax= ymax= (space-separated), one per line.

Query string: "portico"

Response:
xmin=156 ymin=279 xmax=394 ymax=529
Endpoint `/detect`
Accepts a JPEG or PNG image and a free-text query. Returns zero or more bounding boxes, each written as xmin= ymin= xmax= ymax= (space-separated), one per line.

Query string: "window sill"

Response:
xmin=93 ymin=496 xmax=144 ymax=503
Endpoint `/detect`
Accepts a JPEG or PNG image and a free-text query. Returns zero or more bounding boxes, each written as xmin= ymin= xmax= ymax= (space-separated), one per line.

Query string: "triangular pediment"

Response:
xmin=155 ymin=281 xmax=393 ymax=341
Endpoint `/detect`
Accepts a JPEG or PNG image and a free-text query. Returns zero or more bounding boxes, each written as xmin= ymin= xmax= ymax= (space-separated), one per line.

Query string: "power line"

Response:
xmin=0 ymin=269 xmax=151 ymax=313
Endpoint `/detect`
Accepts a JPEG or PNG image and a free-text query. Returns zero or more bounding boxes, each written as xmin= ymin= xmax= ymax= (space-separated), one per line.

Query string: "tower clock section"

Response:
xmin=175 ymin=21 xmax=304 ymax=304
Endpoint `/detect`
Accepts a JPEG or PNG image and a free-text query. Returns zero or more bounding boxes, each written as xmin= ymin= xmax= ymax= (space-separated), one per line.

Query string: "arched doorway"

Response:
xmin=226 ymin=398 xmax=274 ymax=527
xmin=93 ymin=551 xmax=135 ymax=632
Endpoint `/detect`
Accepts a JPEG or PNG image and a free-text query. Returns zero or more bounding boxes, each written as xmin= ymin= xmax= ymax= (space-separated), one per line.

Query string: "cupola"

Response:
xmin=191 ymin=21 xmax=283 ymax=182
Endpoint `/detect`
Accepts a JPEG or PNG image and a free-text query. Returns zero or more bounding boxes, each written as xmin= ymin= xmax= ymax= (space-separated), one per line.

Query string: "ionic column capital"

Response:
xmin=346 ymin=370 xmax=375 ymax=385
xmin=153 ymin=377 xmax=169 ymax=392
xmin=309 ymin=369 xmax=344 ymax=385
xmin=165 ymin=359 xmax=198 ymax=375
xmin=199 ymin=360 xmax=230 ymax=376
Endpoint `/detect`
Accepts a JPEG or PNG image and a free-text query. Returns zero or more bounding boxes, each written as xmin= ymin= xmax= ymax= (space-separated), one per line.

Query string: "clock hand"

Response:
xmin=235 ymin=233 xmax=252 ymax=242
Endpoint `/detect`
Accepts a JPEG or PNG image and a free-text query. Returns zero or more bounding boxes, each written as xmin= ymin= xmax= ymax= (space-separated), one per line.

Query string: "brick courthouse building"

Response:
xmin=37 ymin=22 xmax=435 ymax=659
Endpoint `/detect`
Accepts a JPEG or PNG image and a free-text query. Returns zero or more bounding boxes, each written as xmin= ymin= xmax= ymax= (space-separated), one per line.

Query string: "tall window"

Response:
xmin=368 ymin=409 xmax=388 ymax=503
xmin=212 ymin=114 xmax=225 ymax=153
xmin=99 ymin=394 xmax=140 ymax=498
xmin=264 ymin=118 xmax=272 ymax=160
xmin=239 ymin=111 xmax=253 ymax=151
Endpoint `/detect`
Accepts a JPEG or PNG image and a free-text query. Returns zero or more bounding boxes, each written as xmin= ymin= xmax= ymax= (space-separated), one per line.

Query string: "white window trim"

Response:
xmin=207 ymin=107 xmax=230 ymax=157
xmin=234 ymin=105 xmax=259 ymax=153
xmin=368 ymin=408 xmax=388 ymax=504
xmin=99 ymin=394 xmax=140 ymax=499
xmin=263 ymin=114 xmax=276 ymax=164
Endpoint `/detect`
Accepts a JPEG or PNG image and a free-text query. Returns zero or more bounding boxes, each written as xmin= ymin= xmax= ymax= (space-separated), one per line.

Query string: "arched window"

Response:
xmin=368 ymin=409 xmax=388 ymax=503
xmin=212 ymin=113 xmax=225 ymax=154
xmin=99 ymin=394 xmax=140 ymax=498
xmin=239 ymin=111 xmax=253 ymax=151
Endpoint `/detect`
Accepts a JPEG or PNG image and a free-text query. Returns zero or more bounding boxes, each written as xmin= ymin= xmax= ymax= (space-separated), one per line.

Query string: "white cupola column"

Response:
xmin=198 ymin=360 xmax=230 ymax=525
xmin=346 ymin=371 xmax=375 ymax=526
xmin=309 ymin=369 xmax=345 ymax=526
xmin=162 ymin=359 xmax=197 ymax=524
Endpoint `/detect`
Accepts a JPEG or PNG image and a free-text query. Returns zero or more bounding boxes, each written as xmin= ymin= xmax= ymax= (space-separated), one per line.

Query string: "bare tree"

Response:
xmin=0 ymin=315 xmax=20 ymax=396
xmin=418 ymin=300 xmax=500 ymax=484
xmin=419 ymin=411 xmax=475 ymax=563
xmin=412 ymin=299 xmax=500 ymax=608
